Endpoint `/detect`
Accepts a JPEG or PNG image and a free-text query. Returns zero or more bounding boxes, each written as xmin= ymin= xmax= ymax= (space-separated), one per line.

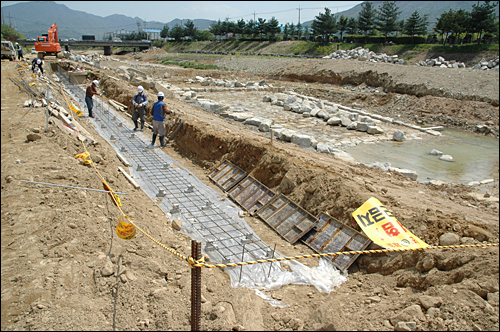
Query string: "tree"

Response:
xmin=470 ymin=0 xmax=498 ymax=44
xmin=257 ymin=18 xmax=267 ymax=39
xmin=311 ymin=7 xmax=337 ymax=43
xmin=289 ymin=23 xmax=296 ymax=39
xmin=375 ymin=1 xmax=401 ymax=42
xmin=297 ymin=22 xmax=303 ymax=40
xmin=449 ymin=9 xmax=468 ymax=45
xmin=337 ymin=15 xmax=348 ymax=42
xmin=209 ymin=19 xmax=223 ymax=41
xmin=183 ymin=20 xmax=197 ymax=41
xmin=404 ymin=10 xmax=429 ymax=43
xmin=266 ymin=16 xmax=281 ymax=42
xmin=169 ymin=24 xmax=184 ymax=42
xmin=237 ymin=18 xmax=246 ymax=38
xmin=283 ymin=23 xmax=290 ymax=40
xmin=358 ymin=2 xmax=376 ymax=43
xmin=346 ymin=17 xmax=358 ymax=35
xmin=434 ymin=10 xmax=454 ymax=45
xmin=245 ymin=19 xmax=258 ymax=38
xmin=195 ymin=30 xmax=212 ymax=41
xmin=160 ymin=25 xmax=170 ymax=39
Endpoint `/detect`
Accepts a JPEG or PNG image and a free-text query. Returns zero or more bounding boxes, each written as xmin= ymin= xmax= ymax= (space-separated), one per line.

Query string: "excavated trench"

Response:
xmin=86 ymin=62 xmax=497 ymax=283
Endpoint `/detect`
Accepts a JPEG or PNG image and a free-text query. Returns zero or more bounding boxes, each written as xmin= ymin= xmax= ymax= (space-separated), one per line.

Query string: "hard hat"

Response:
xmin=36 ymin=59 xmax=41 ymax=64
xmin=92 ymin=80 xmax=99 ymax=86
xmin=157 ymin=91 xmax=164 ymax=98
xmin=15 ymin=42 xmax=18 ymax=45
xmin=137 ymin=86 xmax=144 ymax=93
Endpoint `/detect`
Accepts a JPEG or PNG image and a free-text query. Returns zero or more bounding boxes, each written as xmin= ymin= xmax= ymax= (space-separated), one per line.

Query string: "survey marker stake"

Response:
xmin=191 ymin=240 xmax=202 ymax=331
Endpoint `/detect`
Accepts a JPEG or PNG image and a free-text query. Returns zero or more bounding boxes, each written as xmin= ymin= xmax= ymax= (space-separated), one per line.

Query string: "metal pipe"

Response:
xmin=20 ymin=180 xmax=128 ymax=195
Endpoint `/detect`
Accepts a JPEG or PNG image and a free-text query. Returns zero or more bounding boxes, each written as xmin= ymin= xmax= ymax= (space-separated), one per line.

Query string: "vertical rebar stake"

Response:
xmin=268 ymin=243 xmax=277 ymax=277
xmin=191 ymin=240 xmax=201 ymax=331
xmin=238 ymin=243 xmax=246 ymax=283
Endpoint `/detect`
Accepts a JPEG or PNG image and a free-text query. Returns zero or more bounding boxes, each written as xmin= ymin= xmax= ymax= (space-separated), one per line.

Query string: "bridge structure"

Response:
xmin=18 ymin=40 xmax=152 ymax=55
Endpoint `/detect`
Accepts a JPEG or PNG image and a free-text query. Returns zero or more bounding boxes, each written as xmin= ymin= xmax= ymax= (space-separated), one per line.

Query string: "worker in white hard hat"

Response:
xmin=149 ymin=91 xmax=173 ymax=148
xmin=31 ymin=57 xmax=43 ymax=75
xmin=85 ymin=79 xmax=101 ymax=118
xmin=15 ymin=42 xmax=23 ymax=61
xmin=132 ymin=85 xmax=148 ymax=131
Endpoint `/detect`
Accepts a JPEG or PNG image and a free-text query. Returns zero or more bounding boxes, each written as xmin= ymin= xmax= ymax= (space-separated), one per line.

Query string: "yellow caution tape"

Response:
xmin=116 ymin=215 xmax=136 ymax=240
xmin=75 ymin=151 xmax=92 ymax=165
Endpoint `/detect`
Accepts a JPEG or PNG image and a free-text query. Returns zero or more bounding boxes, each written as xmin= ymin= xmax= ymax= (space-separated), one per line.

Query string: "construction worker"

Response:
xmin=31 ymin=57 xmax=43 ymax=75
xmin=85 ymin=80 xmax=101 ymax=118
xmin=15 ymin=42 xmax=23 ymax=61
xmin=132 ymin=85 xmax=148 ymax=131
xmin=150 ymin=91 xmax=172 ymax=148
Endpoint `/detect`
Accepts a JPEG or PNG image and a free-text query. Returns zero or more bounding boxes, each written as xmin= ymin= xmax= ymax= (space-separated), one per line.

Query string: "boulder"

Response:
xmin=327 ymin=117 xmax=342 ymax=126
xmin=291 ymin=134 xmax=313 ymax=148
xmin=172 ymin=218 xmax=182 ymax=231
xmin=439 ymin=232 xmax=460 ymax=246
xmin=419 ymin=295 xmax=443 ymax=310
xmin=317 ymin=110 xmax=330 ymax=119
xmin=324 ymin=105 xmax=339 ymax=114
xmin=258 ymin=119 xmax=274 ymax=132
xmin=439 ymin=155 xmax=453 ymax=162
xmin=390 ymin=305 xmax=424 ymax=326
xmin=316 ymin=143 xmax=332 ymax=154
xmin=341 ymin=117 xmax=353 ymax=127
xmin=279 ymin=129 xmax=296 ymax=142
xmin=430 ymin=149 xmax=443 ymax=155
xmin=356 ymin=122 xmax=369 ymax=132
xmin=393 ymin=130 xmax=406 ymax=141
xmin=366 ymin=126 xmax=384 ymax=135
xmin=390 ymin=167 xmax=418 ymax=181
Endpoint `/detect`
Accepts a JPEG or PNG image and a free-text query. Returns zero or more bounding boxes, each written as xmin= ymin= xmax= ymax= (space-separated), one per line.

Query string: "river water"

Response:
xmin=345 ymin=128 xmax=499 ymax=184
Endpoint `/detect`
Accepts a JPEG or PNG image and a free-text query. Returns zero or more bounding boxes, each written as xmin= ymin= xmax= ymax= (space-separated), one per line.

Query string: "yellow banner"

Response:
xmin=352 ymin=197 xmax=428 ymax=250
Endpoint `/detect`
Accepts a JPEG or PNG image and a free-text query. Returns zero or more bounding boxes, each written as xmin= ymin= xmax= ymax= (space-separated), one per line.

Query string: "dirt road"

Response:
xmin=1 ymin=50 xmax=498 ymax=331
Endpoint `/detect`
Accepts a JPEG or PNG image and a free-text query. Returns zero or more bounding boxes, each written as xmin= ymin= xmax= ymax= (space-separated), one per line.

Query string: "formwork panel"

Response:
xmin=209 ymin=161 xmax=247 ymax=191
xmin=302 ymin=213 xmax=371 ymax=271
xmin=257 ymin=194 xmax=319 ymax=244
xmin=227 ymin=175 xmax=276 ymax=214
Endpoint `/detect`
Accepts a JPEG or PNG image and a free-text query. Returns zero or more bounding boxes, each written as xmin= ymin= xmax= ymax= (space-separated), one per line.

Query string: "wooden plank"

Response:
xmin=118 ymin=167 xmax=140 ymax=189
xmin=109 ymin=99 xmax=128 ymax=109
xmin=116 ymin=151 xmax=132 ymax=167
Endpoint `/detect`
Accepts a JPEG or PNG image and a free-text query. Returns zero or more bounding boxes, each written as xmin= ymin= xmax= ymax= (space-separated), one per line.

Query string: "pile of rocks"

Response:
xmin=470 ymin=58 xmax=499 ymax=70
xmin=63 ymin=52 xmax=110 ymax=69
xmin=114 ymin=65 xmax=156 ymax=89
xmin=323 ymin=47 xmax=405 ymax=65
xmin=263 ymin=92 xmax=386 ymax=136
xmin=188 ymin=76 xmax=269 ymax=89
xmin=414 ymin=56 xmax=466 ymax=69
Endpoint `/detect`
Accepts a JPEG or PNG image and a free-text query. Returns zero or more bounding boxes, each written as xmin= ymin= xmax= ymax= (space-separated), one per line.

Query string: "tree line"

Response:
xmin=155 ymin=1 xmax=498 ymax=44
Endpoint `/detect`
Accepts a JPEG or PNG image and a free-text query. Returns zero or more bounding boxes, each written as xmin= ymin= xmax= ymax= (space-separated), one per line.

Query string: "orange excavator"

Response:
xmin=34 ymin=22 xmax=61 ymax=58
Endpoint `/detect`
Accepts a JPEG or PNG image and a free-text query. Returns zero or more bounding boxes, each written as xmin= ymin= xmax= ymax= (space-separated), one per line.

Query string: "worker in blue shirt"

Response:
xmin=149 ymin=91 xmax=173 ymax=148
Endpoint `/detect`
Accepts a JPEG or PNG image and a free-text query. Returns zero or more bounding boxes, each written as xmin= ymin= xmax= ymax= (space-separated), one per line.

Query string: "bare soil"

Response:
xmin=1 ymin=47 xmax=498 ymax=331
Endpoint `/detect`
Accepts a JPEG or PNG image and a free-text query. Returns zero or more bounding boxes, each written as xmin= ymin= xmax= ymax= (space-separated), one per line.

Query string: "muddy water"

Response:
xmin=345 ymin=128 xmax=499 ymax=184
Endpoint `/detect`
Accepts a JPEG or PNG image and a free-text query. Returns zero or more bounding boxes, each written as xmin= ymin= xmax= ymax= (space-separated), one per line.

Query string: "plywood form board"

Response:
xmin=209 ymin=161 xmax=247 ymax=192
xmin=256 ymin=194 xmax=318 ymax=244
xmin=227 ymin=175 xmax=276 ymax=214
xmin=302 ymin=213 xmax=371 ymax=271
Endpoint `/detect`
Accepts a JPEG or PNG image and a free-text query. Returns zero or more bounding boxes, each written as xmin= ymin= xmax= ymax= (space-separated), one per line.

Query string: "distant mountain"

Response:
xmin=0 ymin=1 xmax=215 ymax=39
xmin=301 ymin=1 xmax=499 ymax=30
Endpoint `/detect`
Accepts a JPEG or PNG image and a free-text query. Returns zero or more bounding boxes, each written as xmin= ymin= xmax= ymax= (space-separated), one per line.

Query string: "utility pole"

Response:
xmin=8 ymin=13 xmax=13 ymax=27
xmin=136 ymin=20 xmax=141 ymax=34
xmin=253 ymin=11 xmax=256 ymax=22
xmin=297 ymin=5 xmax=301 ymax=25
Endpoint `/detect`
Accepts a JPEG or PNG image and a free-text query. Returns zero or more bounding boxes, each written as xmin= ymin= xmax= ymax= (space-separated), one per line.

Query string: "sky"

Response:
xmin=1 ymin=1 xmax=363 ymax=24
